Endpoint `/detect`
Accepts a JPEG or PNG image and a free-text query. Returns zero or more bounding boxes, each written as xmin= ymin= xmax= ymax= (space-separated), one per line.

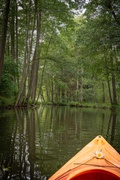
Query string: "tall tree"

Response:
xmin=0 ymin=0 xmax=10 ymax=81
xmin=14 ymin=0 xmax=81 ymax=105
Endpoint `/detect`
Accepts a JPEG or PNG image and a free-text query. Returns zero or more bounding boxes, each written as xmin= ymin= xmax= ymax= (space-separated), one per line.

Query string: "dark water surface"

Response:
xmin=0 ymin=106 xmax=120 ymax=179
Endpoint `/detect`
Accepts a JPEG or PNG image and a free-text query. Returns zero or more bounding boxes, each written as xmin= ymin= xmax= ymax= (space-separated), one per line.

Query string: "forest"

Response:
xmin=0 ymin=0 xmax=120 ymax=108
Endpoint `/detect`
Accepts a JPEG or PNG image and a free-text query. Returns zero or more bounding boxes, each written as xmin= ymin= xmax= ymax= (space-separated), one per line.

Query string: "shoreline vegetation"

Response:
xmin=0 ymin=1 xmax=120 ymax=113
xmin=43 ymin=102 xmax=118 ymax=110
xmin=0 ymin=97 xmax=119 ymax=110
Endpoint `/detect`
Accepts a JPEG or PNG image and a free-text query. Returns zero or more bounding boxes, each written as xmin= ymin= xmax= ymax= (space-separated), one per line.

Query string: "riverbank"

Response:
xmin=42 ymin=101 xmax=117 ymax=110
xmin=0 ymin=96 xmax=119 ymax=110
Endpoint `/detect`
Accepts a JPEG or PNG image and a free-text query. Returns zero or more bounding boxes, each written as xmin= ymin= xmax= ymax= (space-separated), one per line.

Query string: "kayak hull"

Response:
xmin=49 ymin=135 xmax=120 ymax=180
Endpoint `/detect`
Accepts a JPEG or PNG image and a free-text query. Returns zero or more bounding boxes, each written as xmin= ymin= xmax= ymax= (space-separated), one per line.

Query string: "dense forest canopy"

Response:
xmin=0 ymin=0 xmax=120 ymax=107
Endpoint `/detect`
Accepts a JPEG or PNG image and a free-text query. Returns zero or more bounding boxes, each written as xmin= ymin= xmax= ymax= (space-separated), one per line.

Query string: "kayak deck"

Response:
xmin=49 ymin=135 xmax=120 ymax=180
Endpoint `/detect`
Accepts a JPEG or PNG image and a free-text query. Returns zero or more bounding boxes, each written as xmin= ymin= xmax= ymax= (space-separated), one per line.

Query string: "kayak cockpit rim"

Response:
xmin=68 ymin=169 xmax=120 ymax=180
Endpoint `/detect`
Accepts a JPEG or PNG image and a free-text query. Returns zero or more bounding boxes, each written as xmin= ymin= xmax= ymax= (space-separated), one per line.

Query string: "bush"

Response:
xmin=0 ymin=57 xmax=18 ymax=100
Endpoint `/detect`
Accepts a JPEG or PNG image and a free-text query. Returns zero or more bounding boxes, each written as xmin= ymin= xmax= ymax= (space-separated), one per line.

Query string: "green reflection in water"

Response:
xmin=0 ymin=106 xmax=120 ymax=179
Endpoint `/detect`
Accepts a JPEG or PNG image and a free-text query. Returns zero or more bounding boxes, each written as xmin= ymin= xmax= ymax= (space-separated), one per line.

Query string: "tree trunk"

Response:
xmin=0 ymin=0 xmax=10 ymax=81
xmin=36 ymin=29 xmax=55 ymax=102
xmin=104 ymin=49 xmax=112 ymax=104
xmin=110 ymin=54 xmax=117 ymax=105
xmin=107 ymin=77 xmax=112 ymax=104
xmin=15 ymin=0 xmax=19 ymax=87
xmin=10 ymin=0 xmax=15 ymax=60
xmin=51 ymin=78 xmax=54 ymax=103
xmin=27 ymin=10 xmax=41 ymax=103
xmin=102 ymin=82 xmax=105 ymax=103
xmin=111 ymin=73 xmax=117 ymax=105
xmin=15 ymin=0 xmax=32 ymax=106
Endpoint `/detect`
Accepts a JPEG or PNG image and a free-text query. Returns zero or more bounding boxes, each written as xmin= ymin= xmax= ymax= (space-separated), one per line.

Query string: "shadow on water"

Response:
xmin=0 ymin=106 xmax=120 ymax=179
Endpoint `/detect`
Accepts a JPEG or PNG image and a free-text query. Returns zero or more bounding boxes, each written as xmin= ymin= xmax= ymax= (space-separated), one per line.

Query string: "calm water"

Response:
xmin=0 ymin=105 xmax=120 ymax=179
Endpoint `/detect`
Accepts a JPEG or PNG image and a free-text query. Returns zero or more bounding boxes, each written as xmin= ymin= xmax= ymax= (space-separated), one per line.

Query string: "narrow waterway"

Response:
xmin=0 ymin=106 xmax=120 ymax=179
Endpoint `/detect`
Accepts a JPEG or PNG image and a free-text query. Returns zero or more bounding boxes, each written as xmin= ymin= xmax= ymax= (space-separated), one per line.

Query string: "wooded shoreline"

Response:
xmin=0 ymin=1 xmax=120 ymax=109
xmin=0 ymin=101 xmax=117 ymax=111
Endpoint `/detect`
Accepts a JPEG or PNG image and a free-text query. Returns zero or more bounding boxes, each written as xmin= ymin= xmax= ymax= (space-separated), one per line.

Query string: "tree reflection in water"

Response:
xmin=0 ymin=106 xmax=120 ymax=179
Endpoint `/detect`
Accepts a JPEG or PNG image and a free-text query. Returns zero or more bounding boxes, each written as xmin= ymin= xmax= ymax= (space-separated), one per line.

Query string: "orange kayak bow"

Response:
xmin=49 ymin=135 xmax=120 ymax=180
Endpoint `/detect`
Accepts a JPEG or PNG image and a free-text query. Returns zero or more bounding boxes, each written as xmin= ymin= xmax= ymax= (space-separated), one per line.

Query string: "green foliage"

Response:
xmin=1 ymin=0 xmax=120 ymax=106
xmin=0 ymin=96 xmax=15 ymax=106
xmin=0 ymin=57 xmax=18 ymax=99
